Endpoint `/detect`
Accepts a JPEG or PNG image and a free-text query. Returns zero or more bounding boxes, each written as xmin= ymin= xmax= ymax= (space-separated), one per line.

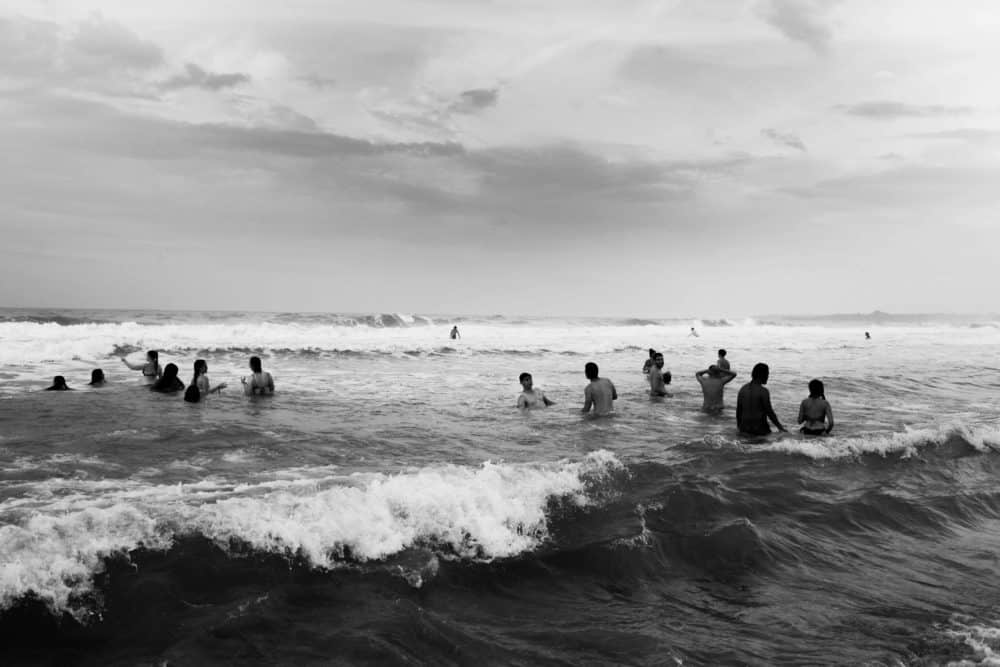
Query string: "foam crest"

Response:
xmin=759 ymin=423 xmax=1000 ymax=460
xmin=0 ymin=452 xmax=622 ymax=617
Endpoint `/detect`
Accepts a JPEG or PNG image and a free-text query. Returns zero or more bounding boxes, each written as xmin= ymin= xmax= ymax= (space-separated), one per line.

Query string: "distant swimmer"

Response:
xmin=642 ymin=348 xmax=656 ymax=374
xmin=736 ymin=363 xmax=786 ymax=436
xmin=517 ymin=372 xmax=555 ymax=409
xmin=241 ymin=356 xmax=274 ymax=396
xmin=716 ymin=349 xmax=731 ymax=371
xmin=689 ymin=327 xmax=699 ymax=338
xmin=450 ymin=326 xmax=461 ymax=340
xmin=121 ymin=350 xmax=161 ymax=379
xmin=88 ymin=369 xmax=106 ymax=386
xmin=695 ymin=365 xmax=738 ymax=413
xmin=582 ymin=362 xmax=617 ymax=416
xmin=150 ymin=363 xmax=184 ymax=393
xmin=45 ymin=375 xmax=72 ymax=391
xmin=798 ymin=379 xmax=834 ymax=435
xmin=647 ymin=352 xmax=672 ymax=397
xmin=192 ymin=359 xmax=226 ymax=398
xmin=865 ymin=331 xmax=871 ymax=340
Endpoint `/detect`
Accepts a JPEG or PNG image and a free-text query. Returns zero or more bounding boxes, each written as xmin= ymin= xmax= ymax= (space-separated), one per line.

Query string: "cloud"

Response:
xmin=0 ymin=16 xmax=60 ymax=78
xmin=162 ymin=63 xmax=250 ymax=91
xmin=911 ymin=129 xmax=1000 ymax=142
xmin=64 ymin=14 xmax=164 ymax=73
xmin=756 ymin=0 xmax=835 ymax=54
xmin=762 ymin=128 xmax=806 ymax=152
xmin=449 ymin=88 xmax=499 ymax=114
xmin=838 ymin=101 xmax=973 ymax=119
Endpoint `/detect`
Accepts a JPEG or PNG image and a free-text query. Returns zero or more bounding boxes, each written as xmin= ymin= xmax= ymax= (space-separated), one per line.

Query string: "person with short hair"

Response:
xmin=241 ymin=356 xmax=274 ymax=395
xmin=150 ymin=363 xmax=184 ymax=393
xmin=582 ymin=362 xmax=617 ymax=415
xmin=736 ymin=363 xmax=786 ymax=436
xmin=45 ymin=376 xmax=72 ymax=391
xmin=450 ymin=326 xmax=461 ymax=340
xmin=716 ymin=349 xmax=730 ymax=371
xmin=88 ymin=369 xmax=106 ymax=386
xmin=517 ymin=372 xmax=554 ymax=409
xmin=695 ymin=365 xmax=738 ymax=413
xmin=121 ymin=350 xmax=162 ymax=379
xmin=648 ymin=352 xmax=671 ymax=397
xmin=798 ymin=379 xmax=834 ymax=435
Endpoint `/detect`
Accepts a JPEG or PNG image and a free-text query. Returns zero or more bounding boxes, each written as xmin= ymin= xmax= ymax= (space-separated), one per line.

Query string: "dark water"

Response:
xmin=3 ymin=309 xmax=1000 ymax=665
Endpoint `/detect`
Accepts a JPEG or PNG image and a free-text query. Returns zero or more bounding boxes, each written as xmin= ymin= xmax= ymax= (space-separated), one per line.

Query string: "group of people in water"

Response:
xmin=44 ymin=351 xmax=275 ymax=402
xmin=518 ymin=346 xmax=834 ymax=437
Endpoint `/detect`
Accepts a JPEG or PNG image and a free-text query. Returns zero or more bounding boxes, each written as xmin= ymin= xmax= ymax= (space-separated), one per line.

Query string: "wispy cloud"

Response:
xmin=756 ymin=0 xmax=836 ymax=54
xmin=161 ymin=63 xmax=250 ymax=92
xmin=449 ymin=88 xmax=499 ymax=114
xmin=762 ymin=128 xmax=807 ymax=152
xmin=838 ymin=101 xmax=973 ymax=119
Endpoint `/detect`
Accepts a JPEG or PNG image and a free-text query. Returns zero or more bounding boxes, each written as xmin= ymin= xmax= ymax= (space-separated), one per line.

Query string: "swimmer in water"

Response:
xmin=695 ymin=365 xmax=738 ymax=413
xmin=517 ymin=372 xmax=555 ymax=409
xmin=191 ymin=359 xmax=226 ymax=398
xmin=736 ymin=363 xmax=786 ymax=436
xmin=642 ymin=348 xmax=656 ymax=374
xmin=45 ymin=375 xmax=72 ymax=391
xmin=798 ymin=379 xmax=834 ymax=435
xmin=88 ymin=369 xmax=106 ymax=386
xmin=150 ymin=363 xmax=184 ymax=393
xmin=647 ymin=353 xmax=671 ymax=397
xmin=582 ymin=362 xmax=617 ymax=416
xmin=241 ymin=356 xmax=274 ymax=396
xmin=121 ymin=350 xmax=162 ymax=379
xmin=716 ymin=348 xmax=731 ymax=371
xmin=450 ymin=326 xmax=461 ymax=340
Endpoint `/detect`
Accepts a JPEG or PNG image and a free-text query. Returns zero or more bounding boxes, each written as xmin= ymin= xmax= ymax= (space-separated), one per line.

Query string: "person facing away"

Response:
xmin=517 ymin=372 xmax=555 ymax=409
xmin=798 ymin=379 xmax=834 ymax=435
xmin=736 ymin=362 xmax=786 ymax=436
xmin=582 ymin=362 xmax=617 ymax=416
xmin=121 ymin=350 xmax=162 ymax=379
xmin=716 ymin=349 xmax=731 ymax=371
xmin=192 ymin=359 xmax=226 ymax=398
xmin=642 ymin=348 xmax=656 ymax=374
xmin=88 ymin=369 xmax=106 ymax=386
xmin=689 ymin=327 xmax=699 ymax=337
xmin=450 ymin=326 xmax=461 ymax=340
xmin=865 ymin=331 xmax=871 ymax=340
xmin=45 ymin=375 xmax=72 ymax=391
xmin=695 ymin=365 xmax=738 ymax=413
xmin=241 ymin=356 xmax=274 ymax=396
xmin=150 ymin=363 xmax=184 ymax=393
xmin=647 ymin=353 xmax=671 ymax=397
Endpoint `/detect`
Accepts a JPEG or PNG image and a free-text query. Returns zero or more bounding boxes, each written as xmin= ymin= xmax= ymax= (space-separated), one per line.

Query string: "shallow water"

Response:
xmin=2 ymin=309 xmax=1000 ymax=665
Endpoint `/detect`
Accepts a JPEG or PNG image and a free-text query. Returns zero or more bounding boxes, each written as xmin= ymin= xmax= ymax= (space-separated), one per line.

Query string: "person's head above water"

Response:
xmin=89 ymin=369 xmax=105 ymax=385
xmin=718 ymin=349 xmax=727 ymax=358
xmin=161 ymin=363 xmax=179 ymax=380
xmin=193 ymin=359 xmax=208 ymax=377
xmin=751 ymin=362 xmax=770 ymax=384
xmin=146 ymin=350 xmax=159 ymax=363
xmin=653 ymin=353 xmax=664 ymax=367
xmin=519 ymin=372 xmax=533 ymax=389
xmin=249 ymin=356 xmax=263 ymax=373
xmin=46 ymin=375 xmax=70 ymax=390
xmin=585 ymin=362 xmax=599 ymax=380
xmin=808 ymin=379 xmax=825 ymax=399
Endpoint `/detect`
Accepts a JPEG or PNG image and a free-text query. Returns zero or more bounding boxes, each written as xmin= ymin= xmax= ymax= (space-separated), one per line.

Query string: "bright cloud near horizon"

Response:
xmin=2 ymin=0 xmax=998 ymax=317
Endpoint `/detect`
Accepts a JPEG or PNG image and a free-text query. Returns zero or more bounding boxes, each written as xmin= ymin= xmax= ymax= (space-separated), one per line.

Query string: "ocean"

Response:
xmin=2 ymin=308 xmax=1000 ymax=666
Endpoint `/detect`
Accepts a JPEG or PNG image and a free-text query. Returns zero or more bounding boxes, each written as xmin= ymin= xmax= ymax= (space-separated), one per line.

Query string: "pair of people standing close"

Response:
xmin=518 ymin=363 xmax=617 ymax=416
xmin=735 ymin=363 xmax=834 ymax=436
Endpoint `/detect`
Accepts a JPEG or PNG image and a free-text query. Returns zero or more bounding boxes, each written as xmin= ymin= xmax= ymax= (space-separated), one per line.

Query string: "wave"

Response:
xmin=756 ymin=423 xmax=1000 ymax=460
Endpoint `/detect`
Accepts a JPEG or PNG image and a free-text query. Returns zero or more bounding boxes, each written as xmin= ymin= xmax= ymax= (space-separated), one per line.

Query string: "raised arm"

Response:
xmin=120 ymin=357 xmax=145 ymax=371
xmin=721 ymin=370 xmax=737 ymax=385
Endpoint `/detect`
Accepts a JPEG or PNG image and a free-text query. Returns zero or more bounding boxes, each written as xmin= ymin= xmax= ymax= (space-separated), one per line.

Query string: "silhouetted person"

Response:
xmin=45 ymin=375 xmax=72 ymax=391
xmin=150 ymin=363 xmax=184 ymax=393
xmin=517 ymin=372 xmax=555 ymax=408
xmin=242 ymin=356 xmax=274 ymax=396
xmin=450 ymin=326 xmax=461 ymax=340
xmin=865 ymin=331 xmax=871 ymax=340
xmin=582 ymin=362 xmax=617 ymax=416
xmin=184 ymin=385 xmax=201 ymax=403
xmin=798 ymin=379 xmax=834 ymax=435
xmin=689 ymin=327 xmax=699 ymax=337
xmin=716 ymin=349 xmax=731 ymax=371
xmin=696 ymin=365 xmax=738 ymax=413
xmin=736 ymin=363 xmax=785 ymax=436
xmin=121 ymin=350 xmax=161 ymax=379
xmin=88 ymin=369 xmax=106 ymax=386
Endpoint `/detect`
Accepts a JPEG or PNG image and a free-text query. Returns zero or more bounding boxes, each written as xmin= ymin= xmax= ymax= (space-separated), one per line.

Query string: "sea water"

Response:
xmin=2 ymin=308 xmax=1000 ymax=665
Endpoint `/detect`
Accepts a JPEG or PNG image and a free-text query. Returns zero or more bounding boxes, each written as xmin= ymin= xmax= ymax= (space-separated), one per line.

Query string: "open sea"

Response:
xmin=2 ymin=307 xmax=1000 ymax=666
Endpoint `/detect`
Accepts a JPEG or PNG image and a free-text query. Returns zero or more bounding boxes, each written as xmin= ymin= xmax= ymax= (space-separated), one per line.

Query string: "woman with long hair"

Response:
xmin=798 ymin=379 xmax=834 ymax=435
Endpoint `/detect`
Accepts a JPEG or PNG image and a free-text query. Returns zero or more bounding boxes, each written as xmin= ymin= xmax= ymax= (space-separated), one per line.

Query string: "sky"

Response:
xmin=1 ymin=0 xmax=998 ymax=317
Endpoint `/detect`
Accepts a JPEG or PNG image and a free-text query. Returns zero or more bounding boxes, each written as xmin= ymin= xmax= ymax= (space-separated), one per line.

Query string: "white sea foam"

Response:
xmin=942 ymin=614 xmax=1000 ymax=666
xmin=758 ymin=423 xmax=1000 ymax=460
xmin=0 ymin=452 xmax=622 ymax=617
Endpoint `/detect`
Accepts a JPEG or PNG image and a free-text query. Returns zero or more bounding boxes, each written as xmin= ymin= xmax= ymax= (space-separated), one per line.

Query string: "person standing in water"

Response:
xmin=88 ymin=369 xmax=106 ymax=386
xmin=121 ymin=350 xmax=161 ymax=379
xmin=736 ymin=363 xmax=786 ymax=436
xmin=647 ymin=352 xmax=671 ymax=397
xmin=689 ymin=327 xmax=699 ymax=337
xmin=798 ymin=379 xmax=834 ymax=435
xmin=150 ymin=363 xmax=184 ymax=393
xmin=241 ymin=356 xmax=274 ymax=395
xmin=517 ymin=372 xmax=555 ymax=409
xmin=865 ymin=331 xmax=871 ymax=340
xmin=450 ymin=326 xmax=461 ymax=340
xmin=716 ymin=349 xmax=731 ymax=371
xmin=191 ymin=360 xmax=226 ymax=398
xmin=695 ymin=365 xmax=738 ymax=413
xmin=642 ymin=348 xmax=656 ymax=374
xmin=582 ymin=362 xmax=617 ymax=416
xmin=45 ymin=376 xmax=72 ymax=391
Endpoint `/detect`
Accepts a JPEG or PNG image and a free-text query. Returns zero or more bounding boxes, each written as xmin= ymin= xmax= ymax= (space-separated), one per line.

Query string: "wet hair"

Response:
xmin=708 ymin=365 xmax=719 ymax=374
xmin=751 ymin=362 xmax=769 ymax=382
xmin=808 ymin=379 xmax=825 ymax=399
xmin=648 ymin=348 xmax=656 ymax=357
xmin=250 ymin=356 xmax=263 ymax=373
xmin=183 ymin=385 xmax=202 ymax=403
xmin=147 ymin=350 xmax=159 ymax=363
xmin=89 ymin=369 xmax=105 ymax=385
xmin=192 ymin=359 xmax=207 ymax=385
xmin=519 ymin=372 xmax=531 ymax=383
xmin=47 ymin=375 xmax=69 ymax=390
xmin=151 ymin=363 xmax=183 ymax=392
xmin=718 ymin=349 xmax=727 ymax=357
xmin=585 ymin=362 xmax=599 ymax=380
